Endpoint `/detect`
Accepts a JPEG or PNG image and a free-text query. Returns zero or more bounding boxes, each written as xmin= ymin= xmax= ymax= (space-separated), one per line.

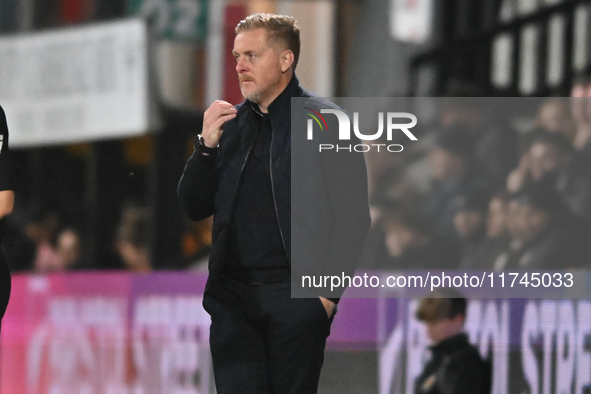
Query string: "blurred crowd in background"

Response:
xmin=3 ymin=194 xmax=212 ymax=273
xmin=361 ymin=77 xmax=591 ymax=272
xmin=2 ymin=156 xmax=218 ymax=272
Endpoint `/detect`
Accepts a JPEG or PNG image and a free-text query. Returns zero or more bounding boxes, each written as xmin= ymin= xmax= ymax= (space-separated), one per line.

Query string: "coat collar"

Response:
xmin=429 ymin=332 xmax=469 ymax=354
xmin=244 ymin=74 xmax=304 ymax=119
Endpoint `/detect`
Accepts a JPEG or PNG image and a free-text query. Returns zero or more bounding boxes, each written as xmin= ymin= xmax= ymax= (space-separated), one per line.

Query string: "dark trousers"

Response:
xmin=203 ymin=275 xmax=335 ymax=394
xmin=0 ymin=246 xmax=11 ymax=332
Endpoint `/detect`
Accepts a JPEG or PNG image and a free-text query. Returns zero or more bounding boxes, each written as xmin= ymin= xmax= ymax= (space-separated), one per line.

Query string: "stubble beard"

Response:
xmin=242 ymin=87 xmax=261 ymax=103
xmin=239 ymin=77 xmax=261 ymax=103
xmin=240 ymin=73 xmax=281 ymax=104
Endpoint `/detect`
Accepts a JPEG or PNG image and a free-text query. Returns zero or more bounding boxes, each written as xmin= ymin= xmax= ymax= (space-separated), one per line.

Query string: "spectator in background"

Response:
xmin=364 ymin=132 xmax=432 ymax=212
xmin=570 ymin=73 xmax=591 ymax=149
xmin=535 ymin=98 xmax=576 ymax=144
xmin=453 ymin=190 xmax=489 ymax=269
xmin=378 ymin=209 xmax=458 ymax=269
xmin=528 ymin=132 xmax=573 ymax=183
xmin=115 ymin=207 xmax=151 ymax=273
xmin=507 ymin=130 xmax=573 ymax=194
xmin=497 ymin=180 xmax=588 ymax=270
xmin=55 ymin=228 xmax=87 ymax=271
xmin=25 ymin=209 xmax=61 ymax=273
xmin=358 ymin=196 xmax=401 ymax=270
xmin=364 ymin=134 xmax=408 ymax=199
xmin=439 ymin=84 xmax=518 ymax=187
xmin=423 ymin=124 xmax=489 ymax=243
xmin=414 ymin=289 xmax=490 ymax=394
xmin=469 ymin=192 xmax=512 ymax=271
xmin=557 ymin=76 xmax=591 ymax=223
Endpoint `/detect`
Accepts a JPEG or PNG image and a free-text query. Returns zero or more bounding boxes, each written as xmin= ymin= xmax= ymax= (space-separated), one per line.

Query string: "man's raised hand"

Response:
xmin=201 ymin=100 xmax=237 ymax=147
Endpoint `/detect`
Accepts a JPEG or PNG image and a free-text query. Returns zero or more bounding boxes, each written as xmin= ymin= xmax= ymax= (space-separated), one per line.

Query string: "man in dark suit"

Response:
xmin=178 ymin=13 xmax=370 ymax=394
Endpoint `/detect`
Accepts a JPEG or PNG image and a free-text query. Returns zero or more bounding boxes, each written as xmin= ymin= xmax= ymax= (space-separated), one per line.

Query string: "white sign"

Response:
xmin=0 ymin=19 xmax=157 ymax=147
xmin=390 ymin=0 xmax=433 ymax=44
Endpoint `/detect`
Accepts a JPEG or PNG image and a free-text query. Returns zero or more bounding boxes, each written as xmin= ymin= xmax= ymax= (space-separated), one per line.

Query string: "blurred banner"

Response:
xmin=1 ymin=272 xmax=211 ymax=394
xmin=6 ymin=271 xmax=588 ymax=393
xmin=379 ymin=297 xmax=591 ymax=394
xmin=0 ymin=19 xmax=157 ymax=147
xmin=0 ymin=272 xmax=376 ymax=394
xmin=127 ymin=0 xmax=208 ymax=41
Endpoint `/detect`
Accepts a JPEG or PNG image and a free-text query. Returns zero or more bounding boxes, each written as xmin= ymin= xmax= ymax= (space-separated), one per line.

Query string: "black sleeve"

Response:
xmin=0 ymin=106 xmax=13 ymax=192
xmin=177 ymin=138 xmax=220 ymax=221
xmin=439 ymin=353 xmax=488 ymax=394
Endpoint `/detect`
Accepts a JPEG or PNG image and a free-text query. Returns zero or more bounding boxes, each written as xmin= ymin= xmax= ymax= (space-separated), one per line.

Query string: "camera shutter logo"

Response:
xmin=303 ymin=107 xmax=329 ymax=140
